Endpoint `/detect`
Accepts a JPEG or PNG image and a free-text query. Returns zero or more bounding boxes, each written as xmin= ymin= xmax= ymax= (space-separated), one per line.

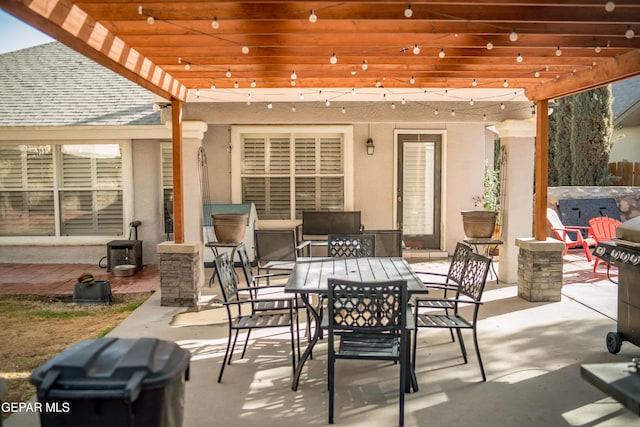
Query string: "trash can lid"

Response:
xmin=30 ymin=337 xmax=190 ymax=401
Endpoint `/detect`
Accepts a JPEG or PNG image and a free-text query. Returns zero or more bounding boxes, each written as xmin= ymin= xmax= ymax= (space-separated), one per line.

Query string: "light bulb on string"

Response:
xmin=226 ymin=69 xmax=232 ymax=78
xmin=413 ymin=44 xmax=420 ymax=55
xmin=292 ymin=105 xmax=296 ymax=112
xmin=469 ymin=99 xmax=474 ymax=106
xmin=342 ymin=107 xmax=346 ymax=114
xmin=325 ymin=100 xmax=331 ymax=107
xmin=251 ymin=80 xmax=257 ymax=88
xmin=401 ymin=98 xmax=406 ymax=105
xmin=438 ymin=48 xmax=445 ymax=58
xmin=451 ymin=110 xmax=456 ymax=117
xmin=362 ymin=60 xmax=368 ymax=71
xmin=299 ymin=93 xmax=305 ymax=100
xmin=309 ymin=10 xmax=317 ymax=23
xmin=472 ymin=79 xmax=478 ymax=87
xmin=555 ymin=46 xmax=562 ymax=56
xmin=486 ymin=40 xmax=494 ymax=50
xmin=409 ymin=76 xmax=415 ymax=85
xmin=595 ymin=45 xmax=602 ymax=53
xmin=267 ymin=102 xmax=273 ymax=109
xmin=147 ymin=16 xmax=155 ymax=25
xmin=233 ymin=81 xmax=239 ymax=89
xmin=534 ymin=71 xmax=541 ymax=78
xmin=290 ymin=71 xmax=297 ymax=80
xmin=211 ymin=17 xmax=219 ymax=29
xmin=509 ymin=28 xmax=518 ymax=42
xmin=404 ymin=4 xmax=413 ymax=18
xmin=483 ymin=114 xmax=487 ymax=121
xmin=330 ymin=53 xmax=338 ymax=64
xmin=351 ymin=88 xmax=357 ymax=95
xmin=626 ymin=26 xmax=635 ymax=39
xmin=291 ymin=80 xmax=296 ymax=87
xmin=516 ymin=53 xmax=523 ymax=63
xmin=241 ymin=45 xmax=250 ymax=55
xmin=391 ymin=103 xmax=396 ymax=109
xmin=211 ymin=84 xmax=216 ymax=90
xmin=434 ymin=109 xmax=439 ymax=115
xmin=605 ymin=1 xmax=615 ymax=12
xmin=503 ymin=79 xmax=509 ymax=87
xmin=500 ymin=103 xmax=505 ymax=110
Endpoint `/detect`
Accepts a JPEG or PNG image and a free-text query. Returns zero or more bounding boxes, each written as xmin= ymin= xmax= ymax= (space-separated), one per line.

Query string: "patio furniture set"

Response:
xmin=211 ymin=231 xmax=491 ymax=426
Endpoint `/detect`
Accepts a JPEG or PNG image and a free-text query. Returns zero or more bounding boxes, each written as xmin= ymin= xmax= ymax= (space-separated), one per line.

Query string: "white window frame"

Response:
xmin=0 ymin=139 xmax=133 ymax=245
xmin=231 ymin=125 xmax=354 ymax=229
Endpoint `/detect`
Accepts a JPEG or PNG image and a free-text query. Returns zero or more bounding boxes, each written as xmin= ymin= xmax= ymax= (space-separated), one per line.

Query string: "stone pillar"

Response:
xmin=494 ymin=119 xmax=536 ymax=284
xmin=157 ymin=241 xmax=203 ymax=307
xmin=516 ymin=238 xmax=565 ymax=302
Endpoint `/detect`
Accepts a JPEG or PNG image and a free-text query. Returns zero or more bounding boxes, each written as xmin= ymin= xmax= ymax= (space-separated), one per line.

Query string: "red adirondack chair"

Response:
xmin=546 ymin=208 xmax=596 ymax=261
xmin=588 ymin=216 xmax=622 ymax=271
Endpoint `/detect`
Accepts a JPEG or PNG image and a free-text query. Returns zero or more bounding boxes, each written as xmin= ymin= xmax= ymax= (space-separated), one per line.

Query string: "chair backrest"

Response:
xmin=328 ymin=233 xmax=376 ymax=258
xmin=254 ymin=229 xmax=298 ymax=262
xmin=447 ymin=242 xmax=473 ymax=285
xmin=214 ymin=252 xmax=240 ymax=303
xmin=588 ymin=216 xmax=621 ymax=243
xmin=546 ymin=208 xmax=573 ymax=243
xmin=327 ymin=278 xmax=407 ymax=333
xmin=367 ymin=229 xmax=403 ymax=257
xmin=235 ymin=243 xmax=256 ymax=285
xmin=456 ymin=252 xmax=492 ymax=304
xmin=301 ymin=211 xmax=362 ymax=236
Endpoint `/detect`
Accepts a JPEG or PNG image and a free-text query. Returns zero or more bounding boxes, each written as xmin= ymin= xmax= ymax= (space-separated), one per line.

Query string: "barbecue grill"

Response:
xmin=592 ymin=216 xmax=640 ymax=354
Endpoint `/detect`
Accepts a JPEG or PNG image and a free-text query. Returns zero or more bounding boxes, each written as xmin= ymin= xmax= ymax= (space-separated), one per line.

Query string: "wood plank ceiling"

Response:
xmin=3 ymin=0 xmax=640 ymax=102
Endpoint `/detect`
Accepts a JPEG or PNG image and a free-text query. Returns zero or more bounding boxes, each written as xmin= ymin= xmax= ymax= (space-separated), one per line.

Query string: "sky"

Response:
xmin=0 ymin=10 xmax=53 ymax=54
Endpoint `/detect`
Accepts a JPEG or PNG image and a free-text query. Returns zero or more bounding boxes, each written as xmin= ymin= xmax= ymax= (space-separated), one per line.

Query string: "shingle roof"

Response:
xmin=0 ymin=42 xmax=161 ymax=126
xmin=611 ymin=77 xmax=640 ymax=126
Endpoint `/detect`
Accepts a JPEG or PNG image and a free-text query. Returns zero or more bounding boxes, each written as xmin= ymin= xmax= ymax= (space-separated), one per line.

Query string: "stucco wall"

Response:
xmin=611 ymin=126 xmax=640 ymax=163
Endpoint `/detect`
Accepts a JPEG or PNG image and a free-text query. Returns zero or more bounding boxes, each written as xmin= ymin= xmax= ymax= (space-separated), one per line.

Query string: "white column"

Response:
xmin=495 ymin=119 xmax=536 ymax=284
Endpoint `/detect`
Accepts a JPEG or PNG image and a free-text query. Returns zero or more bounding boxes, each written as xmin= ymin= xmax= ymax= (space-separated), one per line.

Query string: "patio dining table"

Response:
xmin=284 ymin=256 xmax=427 ymax=392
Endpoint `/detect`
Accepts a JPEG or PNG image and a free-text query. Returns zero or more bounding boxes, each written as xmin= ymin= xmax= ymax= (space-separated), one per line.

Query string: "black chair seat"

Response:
xmin=233 ymin=312 xmax=293 ymax=329
xmin=337 ymin=332 xmax=400 ymax=359
xmin=416 ymin=313 xmax=472 ymax=329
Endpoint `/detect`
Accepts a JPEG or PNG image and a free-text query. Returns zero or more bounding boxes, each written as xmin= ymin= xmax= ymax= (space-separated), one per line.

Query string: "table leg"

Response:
xmin=292 ymin=293 xmax=321 ymax=391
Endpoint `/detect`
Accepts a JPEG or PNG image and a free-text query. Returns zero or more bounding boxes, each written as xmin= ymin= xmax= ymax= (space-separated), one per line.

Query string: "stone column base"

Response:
xmin=516 ymin=238 xmax=565 ymax=302
xmin=157 ymin=241 xmax=204 ymax=307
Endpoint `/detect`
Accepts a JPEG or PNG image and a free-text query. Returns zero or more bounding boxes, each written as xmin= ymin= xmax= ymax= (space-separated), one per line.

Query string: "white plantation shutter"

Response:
xmin=240 ymin=131 xmax=345 ymax=221
xmin=0 ymin=146 xmax=55 ymax=236
xmin=59 ymin=144 xmax=123 ymax=236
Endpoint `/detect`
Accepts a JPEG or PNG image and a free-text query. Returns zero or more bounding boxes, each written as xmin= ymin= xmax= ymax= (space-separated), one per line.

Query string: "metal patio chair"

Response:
xmin=411 ymin=241 xmax=474 ymax=343
xmin=214 ymin=252 xmax=298 ymax=383
xmin=254 ymin=229 xmax=310 ymax=281
xmin=328 ymin=233 xmax=376 ymax=258
xmin=326 ymin=278 xmax=409 ymax=426
xmin=412 ymin=252 xmax=492 ymax=382
xmin=367 ymin=229 xmax=404 ymax=257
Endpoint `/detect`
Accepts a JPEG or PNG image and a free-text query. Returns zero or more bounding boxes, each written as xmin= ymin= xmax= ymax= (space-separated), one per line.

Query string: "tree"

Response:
xmin=548 ymin=85 xmax=613 ymax=186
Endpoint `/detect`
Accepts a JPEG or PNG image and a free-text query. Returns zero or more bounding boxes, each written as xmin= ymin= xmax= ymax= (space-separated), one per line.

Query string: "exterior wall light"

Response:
xmin=366 ymin=138 xmax=375 ymax=155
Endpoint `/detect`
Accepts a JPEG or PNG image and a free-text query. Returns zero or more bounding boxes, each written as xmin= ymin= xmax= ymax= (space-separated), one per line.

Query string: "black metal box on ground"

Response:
xmin=107 ymin=240 xmax=143 ymax=272
xmin=73 ymin=280 xmax=112 ymax=305
xmin=30 ymin=337 xmax=190 ymax=427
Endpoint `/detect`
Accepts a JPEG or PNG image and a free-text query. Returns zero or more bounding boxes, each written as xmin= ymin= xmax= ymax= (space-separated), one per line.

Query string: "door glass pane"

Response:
xmin=402 ymin=142 xmax=435 ymax=235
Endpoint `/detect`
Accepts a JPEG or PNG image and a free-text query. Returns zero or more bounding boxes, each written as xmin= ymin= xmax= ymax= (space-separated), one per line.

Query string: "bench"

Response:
xmin=296 ymin=211 xmax=363 ymax=253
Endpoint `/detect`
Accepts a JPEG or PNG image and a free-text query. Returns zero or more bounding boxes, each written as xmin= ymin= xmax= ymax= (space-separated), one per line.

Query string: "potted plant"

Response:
xmin=461 ymin=161 xmax=500 ymax=239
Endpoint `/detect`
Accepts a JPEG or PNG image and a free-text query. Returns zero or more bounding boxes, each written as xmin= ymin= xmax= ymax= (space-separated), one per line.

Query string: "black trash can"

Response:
xmin=30 ymin=337 xmax=190 ymax=427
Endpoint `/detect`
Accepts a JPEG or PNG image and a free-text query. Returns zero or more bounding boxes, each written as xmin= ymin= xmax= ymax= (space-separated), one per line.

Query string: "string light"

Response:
xmin=290 ymin=70 xmax=297 ymax=80
xmin=211 ymin=17 xmax=219 ymax=29
xmin=299 ymin=93 xmax=305 ymax=100
xmin=309 ymin=10 xmax=318 ymax=23
xmin=375 ymin=80 xmax=383 ymax=88
xmin=486 ymin=40 xmax=494 ymax=50
xmin=401 ymin=98 xmax=406 ymax=105
xmin=595 ymin=45 xmax=602 ymax=53
xmin=534 ymin=71 xmax=540 ymax=78
xmin=267 ymin=102 xmax=273 ymax=109
xmin=241 ymin=45 xmax=250 ymax=55
xmin=469 ymin=99 xmax=474 ymax=105
xmin=605 ymin=1 xmax=616 ymax=12
xmin=291 ymin=80 xmax=296 ymax=86
xmin=509 ymin=28 xmax=518 ymax=42
xmin=362 ymin=60 xmax=368 ymax=71
xmin=516 ymin=52 xmax=523 ymax=63
xmin=483 ymin=114 xmax=487 ymax=121
xmin=233 ymin=81 xmax=239 ymax=88
xmin=434 ymin=109 xmax=439 ymax=115
xmin=503 ymin=79 xmax=509 ymax=87
xmin=211 ymin=84 xmax=216 ymax=90
xmin=391 ymin=103 xmax=396 ymax=109
xmin=147 ymin=16 xmax=155 ymax=25
xmin=251 ymin=80 xmax=257 ymax=88
xmin=325 ymin=99 xmax=331 ymax=107
xmin=413 ymin=44 xmax=420 ymax=55
xmin=226 ymin=69 xmax=232 ymax=78
xmin=500 ymin=103 xmax=505 ymax=110
xmin=404 ymin=4 xmax=413 ymax=18
xmin=292 ymin=105 xmax=296 ymax=112
xmin=626 ymin=25 xmax=635 ymax=39
xmin=472 ymin=79 xmax=478 ymax=86
xmin=409 ymin=76 xmax=415 ymax=85
xmin=342 ymin=107 xmax=346 ymax=113
xmin=438 ymin=48 xmax=445 ymax=58
xmin=555 ymin=46 xmax=562 ymax=56
xmin=351 ymin=88 xmax=357 ymax=95
xmin=451 ymin=110 xmax=456 ymax=117
xmin=330 ymin=53 xmax=338 ymax=64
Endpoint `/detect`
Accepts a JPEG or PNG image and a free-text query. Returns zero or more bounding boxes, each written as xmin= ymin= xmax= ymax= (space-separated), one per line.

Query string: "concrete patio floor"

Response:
xmin=5 ymin=251 xmax=640 ymax=427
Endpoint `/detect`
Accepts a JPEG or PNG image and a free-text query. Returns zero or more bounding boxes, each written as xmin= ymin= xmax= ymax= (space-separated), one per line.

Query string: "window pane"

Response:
xmin=242 ymin=137 xmax=266 ymax=174
xmin=320 ymin=137 xmax=343 ymax=173
xmin=243 ymin=177 xmax=290 ymax=220
xmin=0 ymin=145 xmax=53 ymax=189
xmin=0 ymin=191 xmax=55 ymax=236
xmin=269 ymin=137 xmax=290 ymax=173
xmin=295 ymin=137 xmax=316 ymax=173
xmin=61 ymin=145 xmax=122 ymax=188
xmin=60 ymin=190 xmax=123 ymax=236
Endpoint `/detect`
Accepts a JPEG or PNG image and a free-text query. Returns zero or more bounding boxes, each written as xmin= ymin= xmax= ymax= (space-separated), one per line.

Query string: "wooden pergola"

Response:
xmin=3 ymin=0 xmax=639 ymax=242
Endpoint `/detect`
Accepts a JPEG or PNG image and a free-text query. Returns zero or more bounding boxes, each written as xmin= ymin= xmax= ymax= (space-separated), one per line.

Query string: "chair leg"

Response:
xmin=456 ymin=329 xmax=468 ymax=364
xmin=399 ymin=344 xmax=406 ymax=426
xmin=238 ymin=329 xmax=249 ymax=360
xmin=290 ymin=321 xmax=297 ymax=374
xmin=328 ymin=356 xmax=335 ymax=424
xmin=472 ymin=327 xmax=487 ymax=382
xmin=218 ymin=329 xmax=234 ymax=383
xmin=411 ymin=326 xmax=419 ymax=370
xmin=582 ymin=241 xmax=592 ymax=262
xmin=593 ymin=257 xmax=600 ymax=272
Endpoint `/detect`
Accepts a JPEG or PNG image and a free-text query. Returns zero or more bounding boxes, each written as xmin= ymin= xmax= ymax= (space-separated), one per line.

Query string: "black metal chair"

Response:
xmin=411 ymin=242 xmax=473 ymax=343
xmin=214 ymin=252 xmax=298 ymax=383
xmin=237 ymin=243 xmax=308 ymax=345
xmin=412 ymin=252 xmax=492 ymax=381
xmin=326 ymin=278 xmax=409 ymax=426
xmin=328 ymin=233 xmax=376 ymax=258
xmin=367 ymin=229 xmax=403 ymax=257
xmin=254 ymin=229 xmax=310 ymax=280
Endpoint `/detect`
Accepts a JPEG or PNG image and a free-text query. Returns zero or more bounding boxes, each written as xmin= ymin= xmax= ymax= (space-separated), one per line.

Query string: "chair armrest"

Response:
xmin=238 ymin=284 xmax=285 ymax=292
xmin=412 ymin=270 xmax=447 ymax=278
xmin=224 ymin=296 xmax=294 ymax=306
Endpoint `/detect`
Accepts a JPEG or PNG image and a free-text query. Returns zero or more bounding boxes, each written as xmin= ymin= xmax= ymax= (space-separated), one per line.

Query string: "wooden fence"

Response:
xmin=609 ymin=160 xmax=640 ymax=186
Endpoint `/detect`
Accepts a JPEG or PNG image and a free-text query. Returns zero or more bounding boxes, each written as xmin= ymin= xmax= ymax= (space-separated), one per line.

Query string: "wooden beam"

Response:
xmin=171 ymin=99 xmax=184 ymax=244
xmin=2 ymin=0 xmax=187 ymax=102
xmin=526 ymin=50 xmax=640 ymax=101
xmin=534 ymin=99 xmax=549 ymax=241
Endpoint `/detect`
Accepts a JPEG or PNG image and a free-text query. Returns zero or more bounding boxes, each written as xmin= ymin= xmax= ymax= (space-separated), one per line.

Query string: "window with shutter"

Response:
xmin=161 ymin=142 xmax=174 ymax=234
xmin=232 ymin=126 xmax=353 ymax=223
xmin=0 ymin=143 xmax=126 ymax=237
